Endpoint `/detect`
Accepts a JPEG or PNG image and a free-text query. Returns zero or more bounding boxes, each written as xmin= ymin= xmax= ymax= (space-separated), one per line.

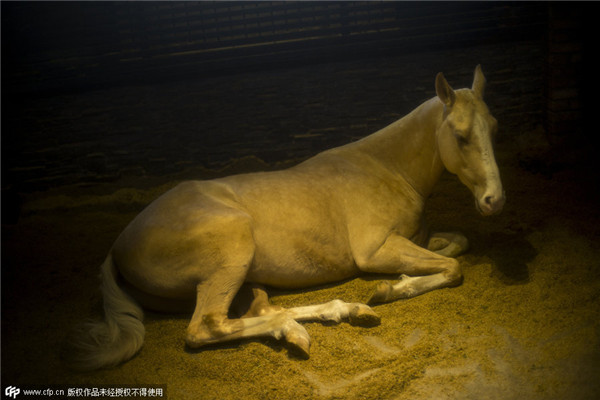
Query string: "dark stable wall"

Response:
xmin=1 ymin=2 xmax=595 ymax=197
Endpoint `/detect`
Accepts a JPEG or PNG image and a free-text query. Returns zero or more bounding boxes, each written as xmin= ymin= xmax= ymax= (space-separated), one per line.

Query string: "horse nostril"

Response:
xmin=480 ymin=192 xmax=505 ymax=215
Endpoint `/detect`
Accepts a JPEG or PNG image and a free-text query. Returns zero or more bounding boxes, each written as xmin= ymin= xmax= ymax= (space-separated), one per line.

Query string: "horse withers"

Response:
xmin=64 ymin=65 xmax=504 ymax=370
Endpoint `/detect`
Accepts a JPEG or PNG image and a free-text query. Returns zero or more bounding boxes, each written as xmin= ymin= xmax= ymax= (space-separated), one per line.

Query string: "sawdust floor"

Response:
xmin=2 ymin=148 xmax=600 ymax=400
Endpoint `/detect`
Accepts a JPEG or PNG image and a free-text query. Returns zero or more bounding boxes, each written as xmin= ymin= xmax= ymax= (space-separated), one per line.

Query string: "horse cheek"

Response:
xmin=438 ymin=134 xmax=461 ymax=175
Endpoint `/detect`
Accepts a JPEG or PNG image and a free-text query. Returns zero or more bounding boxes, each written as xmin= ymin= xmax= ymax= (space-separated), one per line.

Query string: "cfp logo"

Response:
xmin=4 ymin=387 xmax=20 ymax=399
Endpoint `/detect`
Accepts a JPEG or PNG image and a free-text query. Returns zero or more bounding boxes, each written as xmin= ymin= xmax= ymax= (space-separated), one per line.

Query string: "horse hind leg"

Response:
xmin=184 ymin=221 xmax=312 ymax=357
xmin=194 ymin=282 xmax=380 ymax=358
xmin=185 ymin=215 xmax=379 ymax=358
xmin=186 ymin=278 xmax=312 ymax=358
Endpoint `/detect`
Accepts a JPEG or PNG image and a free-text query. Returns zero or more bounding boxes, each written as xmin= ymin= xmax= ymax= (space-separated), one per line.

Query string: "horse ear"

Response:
xmin=435 ymin=72 xmax=456 ymax=107
xmin=472 ymin=64 xmax=486 ymax=98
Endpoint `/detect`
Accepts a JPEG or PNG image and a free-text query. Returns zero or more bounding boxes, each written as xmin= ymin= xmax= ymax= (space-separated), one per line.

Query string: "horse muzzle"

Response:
xmin=476 ymin=190 xmax=506 ymax=216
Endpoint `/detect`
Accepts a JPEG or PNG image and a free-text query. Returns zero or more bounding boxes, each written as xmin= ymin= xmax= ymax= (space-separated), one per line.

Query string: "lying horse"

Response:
xmin=66 ymin=65 xmax=504 ymax=370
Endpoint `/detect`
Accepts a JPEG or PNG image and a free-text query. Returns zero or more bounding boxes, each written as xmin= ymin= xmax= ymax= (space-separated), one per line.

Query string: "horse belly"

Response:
xmin=247 ymin=255 xmax=359 ymax=289
xmin=247 ymin=229 xmax=359 ymax=289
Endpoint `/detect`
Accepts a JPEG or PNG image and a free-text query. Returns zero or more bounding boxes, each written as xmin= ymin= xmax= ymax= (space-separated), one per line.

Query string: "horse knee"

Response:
xmin=444 ymin=259 xmax=463 ymax=287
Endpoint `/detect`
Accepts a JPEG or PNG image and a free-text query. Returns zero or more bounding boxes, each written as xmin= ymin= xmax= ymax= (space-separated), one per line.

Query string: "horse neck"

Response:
xmin=352 ymin=97 xmax=445 ymax=199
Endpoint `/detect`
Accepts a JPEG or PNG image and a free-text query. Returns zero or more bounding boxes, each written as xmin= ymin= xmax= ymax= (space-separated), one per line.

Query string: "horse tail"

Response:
xmin=63 ymin=253 xmax=145 ymax=370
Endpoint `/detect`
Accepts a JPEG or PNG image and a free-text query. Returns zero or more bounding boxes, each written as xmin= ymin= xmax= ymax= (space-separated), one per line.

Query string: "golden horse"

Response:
xmin=65 ymin=65 xmax=504 ymax=370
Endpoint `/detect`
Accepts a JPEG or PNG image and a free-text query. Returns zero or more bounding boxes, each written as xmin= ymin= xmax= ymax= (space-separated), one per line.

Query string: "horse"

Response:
xmin=64 ymin=65 xmax=504 ymax=370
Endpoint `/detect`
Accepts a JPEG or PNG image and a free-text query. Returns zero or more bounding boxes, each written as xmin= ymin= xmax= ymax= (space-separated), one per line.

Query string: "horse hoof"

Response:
xmin=349 ymin=305 xmax=381 ymax=327
xmin=367 ymin=281 xmax=393 ymax=305
xmin=286 ymin=331 xmax=310 ymax=360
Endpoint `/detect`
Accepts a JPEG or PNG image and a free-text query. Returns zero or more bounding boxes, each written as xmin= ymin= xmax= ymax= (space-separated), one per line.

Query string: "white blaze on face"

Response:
xmin=472 ymin=114 xmax=505 ymax=216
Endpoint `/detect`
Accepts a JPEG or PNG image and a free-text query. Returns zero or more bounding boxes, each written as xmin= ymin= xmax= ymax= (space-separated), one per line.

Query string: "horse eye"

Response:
xmin=454 ymin=132 xmax=469 ymax=147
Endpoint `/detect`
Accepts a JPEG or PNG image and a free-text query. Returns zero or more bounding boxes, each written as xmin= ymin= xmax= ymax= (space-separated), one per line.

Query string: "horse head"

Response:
xmin=435 ymin=65 xmax=505 ymax=216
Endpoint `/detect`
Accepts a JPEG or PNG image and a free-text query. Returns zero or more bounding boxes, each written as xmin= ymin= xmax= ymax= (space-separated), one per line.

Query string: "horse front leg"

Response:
xmin=427 ymin=231 xmax=469 ymax=258
xmin=355 ymin=233 xmax=463 ymax=304
xmin=239 ymin=284 xmax=381 ymax=327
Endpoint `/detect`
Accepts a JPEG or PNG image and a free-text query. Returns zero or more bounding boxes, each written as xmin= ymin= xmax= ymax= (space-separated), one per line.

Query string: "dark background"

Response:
xmin=2 ymin=1 xmax=597 ymax=200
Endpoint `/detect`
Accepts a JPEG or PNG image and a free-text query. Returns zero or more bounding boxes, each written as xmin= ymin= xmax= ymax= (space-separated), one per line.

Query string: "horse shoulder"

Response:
xmin=330 ymin=161 xmax=426 ymax=266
